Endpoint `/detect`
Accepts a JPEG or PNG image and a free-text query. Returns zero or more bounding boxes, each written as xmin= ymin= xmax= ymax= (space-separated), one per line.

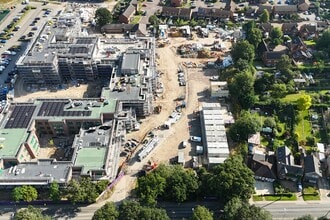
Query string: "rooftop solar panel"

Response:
xmin=37 ymin=101 xmax=91 ymax=117
xmin=69 ymin=47 xmax=89 ymax=54
xmin=5 ymin=105 xmax=37 ymax=128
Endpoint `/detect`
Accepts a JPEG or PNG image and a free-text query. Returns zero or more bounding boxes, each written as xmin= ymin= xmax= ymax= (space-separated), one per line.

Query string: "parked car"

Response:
xmin=190 ymin=136 xmax=202 ymax=142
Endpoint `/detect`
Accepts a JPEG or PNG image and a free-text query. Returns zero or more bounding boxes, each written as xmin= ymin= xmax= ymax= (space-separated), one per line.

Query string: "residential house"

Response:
xmin=245 ymin=8 xmax=257 ymax=18
xmin=287 ymin=36 xmax=312 ymax=61
xmin=195 ymin=8 xmax=232 ymax=20
xmin=161 ymin=7 xmax=192 ymax=20
xmin=282 ymin=22 xmax=299 ymax=36
xmin=262 ymin=51 xmax=287 ymax=66
xmin=257 ymin=5 xmax=273 ymax=16
xmin=260 ymin=23 xmax=273 ymax=34
xmin=273 ymin=5 xmax=298 ymax=16
xmin=276 ymin=146 xmax=304 ymax=181
xmin=248 ymin=151 xmax=277 ymax=182
xmin=303 ymin=155 xmax=322 ymax=184
xmin=171 ymin=0 xmax=183 ymax=7
xmin=299 ymin=23 xmax=318 ymax=40
xmin=101 ymin=24 xmax=148 ymax=37
xmin=119 ymin=4 xmax=136 ymax=24
xmin=257 ymin=39 xmax=269 ymax=57
xmin=316 ymin=21 xmax=330 ymax=32
xmin=298 ymin=0 xmax=310 ymax=12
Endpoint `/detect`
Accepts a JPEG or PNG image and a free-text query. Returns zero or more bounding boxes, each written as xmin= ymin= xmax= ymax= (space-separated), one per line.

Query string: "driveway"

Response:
xmin=255 ymin=180 xmax=275 ymax=195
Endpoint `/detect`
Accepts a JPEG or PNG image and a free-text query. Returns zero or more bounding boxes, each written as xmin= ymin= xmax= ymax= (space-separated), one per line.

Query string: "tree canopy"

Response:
xmin=247 ymin=28 xmax=263 ymax=48
xmin=316 ymin=28 xmax=330 ymax=56
xmin=49 ymin=181 xmax=61 ymax=201
xmin=191 ymin=205 xmax=213 ymax=220
xmin=137 ymin=164 xmax=199 ymax=206
xmin=12 ymin=186 xmax=38 ymax=202
xmin=65 ymin=177 xmax=107 ymax=204
xmin=223 ymin=197 xmax=272 ymax=220
xmin=149 ymin=15 xmax=160 ymax=26
xmin=229 ymin=111 xmax=261 ymax=142
xmin=270 ymin=27 xmax=283 ymax=45
xmin=260 ymin=9 xmax=270 ymax=23
xmin=92 ymin=202 xmax=119 ymax=220
xmin=208 ymin=156 xmax=255 ymax=202
xmin=95 ymin=7 xmax=112 ymax=28
xmin=276 ymin=55 xmax=292 ymax=72
xmin=14 ymin=206 xmax=51 ymax=220
xmin=296 ymin=94 xmax=312 ymax=111
xmin=231 ymin=40 xmax=255 ymax=64
xmin=229 ymin=71 xmax=256 ymax=110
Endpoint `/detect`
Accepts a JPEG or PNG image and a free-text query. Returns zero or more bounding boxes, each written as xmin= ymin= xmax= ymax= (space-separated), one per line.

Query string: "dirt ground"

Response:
xmin=105 ymin=35 xmax=223 ymax=203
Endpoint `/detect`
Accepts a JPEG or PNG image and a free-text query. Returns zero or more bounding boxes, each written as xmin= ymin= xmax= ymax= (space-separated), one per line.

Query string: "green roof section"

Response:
xmin=74 ymin=147 xmax=107 ymax=174
xmin=0 ymin=128 xmax=28 ymax=158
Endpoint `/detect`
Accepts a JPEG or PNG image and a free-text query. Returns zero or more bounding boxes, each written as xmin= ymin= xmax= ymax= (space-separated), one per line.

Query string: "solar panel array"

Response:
xmin=68 ymin=47 xmax=89 ymax=54
xmin=37 ymin=102 xmax=92 ymax=117
xmin=76 ymin=38 xmax=94 ymax=44
xmin=5 ymin=105 xmax=37 ymax=128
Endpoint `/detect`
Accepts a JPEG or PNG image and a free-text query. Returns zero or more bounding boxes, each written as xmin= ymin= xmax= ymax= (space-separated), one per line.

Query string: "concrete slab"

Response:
xmin=255 ymin=180 xmax=274 ymax=195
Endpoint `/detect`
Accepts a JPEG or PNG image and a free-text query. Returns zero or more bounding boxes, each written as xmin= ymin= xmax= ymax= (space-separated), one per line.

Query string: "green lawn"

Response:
xmin=252 ymin=195 xmax=264 ymax=201
xmin=281 ymin=93 xmax=304 ymax=103
xmin=264 ymin=194 xmax=297 ymax=201
xmin=303 ymin=187 xmax=320 ymax=201
xmin=295 ymin=110 xmax=312 ymax=142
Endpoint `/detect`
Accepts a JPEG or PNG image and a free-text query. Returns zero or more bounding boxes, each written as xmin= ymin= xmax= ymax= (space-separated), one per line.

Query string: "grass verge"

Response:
xmin=264 ymin=194 xmax=297 ymax=201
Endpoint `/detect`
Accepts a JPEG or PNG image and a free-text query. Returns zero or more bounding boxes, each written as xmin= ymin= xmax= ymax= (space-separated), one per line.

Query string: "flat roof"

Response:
xmin=74 ymin=147 xmax=107 ymax=174
xmin=0 ymin=129 xmax=27 ymax=158
xmin=121 ymin=53 xmax=140 ymax=71
xmin=0 ymin=160 xmax=71 ymax=185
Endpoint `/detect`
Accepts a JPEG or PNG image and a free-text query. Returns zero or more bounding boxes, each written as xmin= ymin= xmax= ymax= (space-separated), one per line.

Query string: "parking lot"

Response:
xmin=0 ymin=2 xmax=64 ymax=93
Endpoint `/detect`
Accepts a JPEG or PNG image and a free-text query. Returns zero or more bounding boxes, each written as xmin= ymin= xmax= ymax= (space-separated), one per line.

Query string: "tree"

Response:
xmin=118 ymin=200 xmax=169 ymax=220
xmin=92 ymin=202 xmax=119 ymax=220
xmin=260 ymin=9 xmax=270 ymax=23
xmin=49 ymin=181 xmax=60 ymax=201
xmin=223 ymin=198 xmax=272 ymax=220
xmin=209 ymin=156 xmax=255 ymax=202
xmin=276 ymin=55 xmax=292 ymax=72
xmin=316 ymin=28 xmax=330 ymax=56
xmin=231 ymin=40 xmax=255 ymax=64
xmin=297 ymin=94 xmax=312 ymax=111
xmin=229 ymin=111 xmax=261 ymax=142
xmin=191 ymin=206 xmax=213 ymax=220
xmin=235 ymin=58 xmax=250 ymax=72
xmin=137 ymin=172 xmax=166 ymax=206
xmin=271 ymin=83 xmax=287 ymax=98
xmin=149 ymin=15 xmax=160 ymax=26
xmin=65 ymin=179 xmax=84 ymax=204
xmin=247 ymin=28 xmax=263 ymax=48
xmin=263 ymin=117 xmax=276 ymax=128
xmin=229 ymin=71 xmax=256 ymax=110
xmin=65 ymin=177 xmax=100 ymax=204
xmin=15 ymin=206 xmax=51 ymax=220
xmin=95 ymin=8 xmax=112 ymax=28
xmin=270 ymin=27 xmax=283 ymax=45
xmin=12 ymin=186 xmax=38 ymax=202
xmin=254 ymin=72 xmax=275 ymax=94
xmin=294 ymin=215 xmax=313 ymax=220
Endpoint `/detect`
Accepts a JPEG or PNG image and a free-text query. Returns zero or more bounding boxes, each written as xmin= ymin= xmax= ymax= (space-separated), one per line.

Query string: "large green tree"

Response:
xmin=65 ymin=177 xmax=100 ymax=204
xmin=95 ymin=7 xmax=112 ymax=28
xmin=254 ymin=72 xmax=275 ymax=94
xmin=208 ymin=156 xmax=255 ymax=202
xmin=14 ymin=206 xmax=51 ymax=220
xmin=118 ymin=200 xmax=169 ymax=220
xmin=12 ymin=186 xmax=38 ymax=202
xmin=276 ymin=55 xmax=292 ymax=72
xmin=223 ymin=197 xmax=272 ymax=220
xmin=229 ymin=71 xmax=256 ymax=110
xmin=92 ymin=202 xmax=119 ymax=220
xmin=271 ymin=83 xmax=287 ymax=98
xmin=228 ymin=111 xmax=261 ymax=142
xmin=247 ymin=28 xmax=263 ymax=48
xmin=49 ymin=181 xmax=60 ymax=201
xmin=316 ymin=28 xmax=330 ymax=56
xmin=231 ymin=40 xmax=255 ymax=64
xmin=260 ymin=9 xmax=270 ymax=23
xmin=270 ymin=27 xmax=283 ymax=45
xmin=191 ymin=205 xmax=213 ymax=220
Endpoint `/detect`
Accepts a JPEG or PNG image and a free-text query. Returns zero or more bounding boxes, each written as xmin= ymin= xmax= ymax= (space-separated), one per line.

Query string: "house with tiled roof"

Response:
xmin=273 ymin=5 xmax=298 ymax=15
xmin=262 ymin=51 xmax=287 ymax=66
xmin=298 ymin=0 xmax=310 ymax=12
xmin=276 ymin=146 xmax=304 ymax=181
xmin=282 ymin=22 xmax=299 ymax=35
